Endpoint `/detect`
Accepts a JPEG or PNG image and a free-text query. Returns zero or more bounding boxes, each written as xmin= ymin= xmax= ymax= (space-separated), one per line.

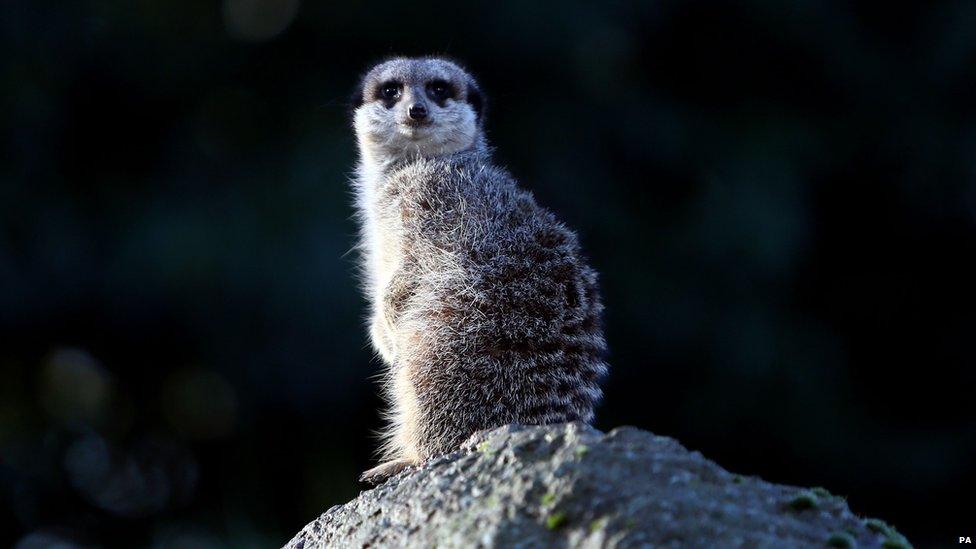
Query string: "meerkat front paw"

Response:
xmin=358 ymin=458 xmax=417 ymax=485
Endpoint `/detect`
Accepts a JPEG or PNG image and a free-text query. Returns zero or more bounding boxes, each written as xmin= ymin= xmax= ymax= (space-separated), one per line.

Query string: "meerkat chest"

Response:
xmin=363 ymin=174 xmax=407 ymax=299
xmin=374 ymin=219 xmax=402 ymax=290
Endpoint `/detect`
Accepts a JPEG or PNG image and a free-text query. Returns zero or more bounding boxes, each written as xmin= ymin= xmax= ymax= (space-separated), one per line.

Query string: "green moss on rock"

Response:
xmin=827 ymin=531 xmax=856 ymax=548
xmin=546 ymin=511 xmax=567 ymax=530
xmin=788 ymin=491 xmax=819 ymax=511
xmin=881 ymin=535 xmax=911 ymax=549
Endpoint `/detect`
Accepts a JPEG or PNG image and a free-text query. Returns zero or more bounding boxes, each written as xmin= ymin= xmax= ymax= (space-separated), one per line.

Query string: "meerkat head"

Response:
xmin=352 ymin=57 xmax=486 ymax=164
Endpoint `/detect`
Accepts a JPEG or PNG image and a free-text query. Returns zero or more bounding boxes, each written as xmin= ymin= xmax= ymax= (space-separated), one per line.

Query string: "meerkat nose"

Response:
xmin=408 ymin=104 xmax=428 ymax=120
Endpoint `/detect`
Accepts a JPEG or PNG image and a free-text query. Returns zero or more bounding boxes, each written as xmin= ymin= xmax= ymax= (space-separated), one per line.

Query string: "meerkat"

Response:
xmin=350 ymin=57 xmax=608 ymax=483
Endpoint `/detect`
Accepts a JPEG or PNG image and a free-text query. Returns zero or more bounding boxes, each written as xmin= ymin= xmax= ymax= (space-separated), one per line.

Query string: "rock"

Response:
xmin=285 ymin=423 xmax=911 ymax=548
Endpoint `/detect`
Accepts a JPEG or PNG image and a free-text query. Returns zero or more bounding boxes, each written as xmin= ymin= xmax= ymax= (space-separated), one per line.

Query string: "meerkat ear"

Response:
xmin=467 ymin=81 xmax=486 ymax=125
xmin=349 ymin=79 xmax=367 ymax=118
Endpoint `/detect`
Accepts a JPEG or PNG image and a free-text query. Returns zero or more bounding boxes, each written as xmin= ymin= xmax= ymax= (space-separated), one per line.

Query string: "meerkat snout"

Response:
xmin=407 ymin=103 xmax=427 ymax=121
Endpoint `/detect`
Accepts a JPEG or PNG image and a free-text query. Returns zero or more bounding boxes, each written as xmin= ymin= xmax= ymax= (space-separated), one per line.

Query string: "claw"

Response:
xmin=359 ymin=459 xmax=416 ymax=485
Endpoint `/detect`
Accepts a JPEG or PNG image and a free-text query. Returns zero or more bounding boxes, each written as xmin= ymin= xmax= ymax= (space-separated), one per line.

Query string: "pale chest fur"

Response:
xmin=355 ymin=160 xmax=406 ymax=364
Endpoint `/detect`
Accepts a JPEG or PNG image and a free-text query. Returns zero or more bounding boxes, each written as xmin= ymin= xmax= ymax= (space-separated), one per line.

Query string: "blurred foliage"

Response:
xmin=2 ymin=0 xmax=975 ymax=546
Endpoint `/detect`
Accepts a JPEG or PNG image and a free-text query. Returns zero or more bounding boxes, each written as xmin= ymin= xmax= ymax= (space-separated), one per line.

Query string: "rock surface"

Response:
xmin=285 ymin=423 xmax=911 ymax=548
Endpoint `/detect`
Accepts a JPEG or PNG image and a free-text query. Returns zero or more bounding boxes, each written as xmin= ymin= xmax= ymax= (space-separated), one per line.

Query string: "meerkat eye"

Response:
xmin=378 ymin=82 xmax=402 ymax=102
xmin=426 ymin=80 xmax=454 ymax=102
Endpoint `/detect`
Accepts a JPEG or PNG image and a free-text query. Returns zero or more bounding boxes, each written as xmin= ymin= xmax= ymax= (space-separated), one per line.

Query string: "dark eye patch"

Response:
xmin=375 ymin=80 xmax=403 ymax=108
xmin=426 ymin=80 xmax=455 ymax=105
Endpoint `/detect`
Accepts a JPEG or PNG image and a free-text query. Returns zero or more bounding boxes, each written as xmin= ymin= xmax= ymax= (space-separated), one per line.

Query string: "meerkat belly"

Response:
xmin=368 ymin=219 xmax=404 ymax=364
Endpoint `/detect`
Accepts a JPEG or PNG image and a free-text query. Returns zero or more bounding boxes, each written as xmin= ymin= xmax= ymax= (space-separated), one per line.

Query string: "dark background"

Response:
xmin=2 ymin=1 xmax=975 ymax=546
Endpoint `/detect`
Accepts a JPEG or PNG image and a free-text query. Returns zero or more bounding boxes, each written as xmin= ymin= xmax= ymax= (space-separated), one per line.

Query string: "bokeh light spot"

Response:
xmin=223 ymin=0 xmax=301 ymax=42
xmin=39 ymin=349 xmax=113 ymax=430
xmin=162 ymin=368 xmax=239 ymax=440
